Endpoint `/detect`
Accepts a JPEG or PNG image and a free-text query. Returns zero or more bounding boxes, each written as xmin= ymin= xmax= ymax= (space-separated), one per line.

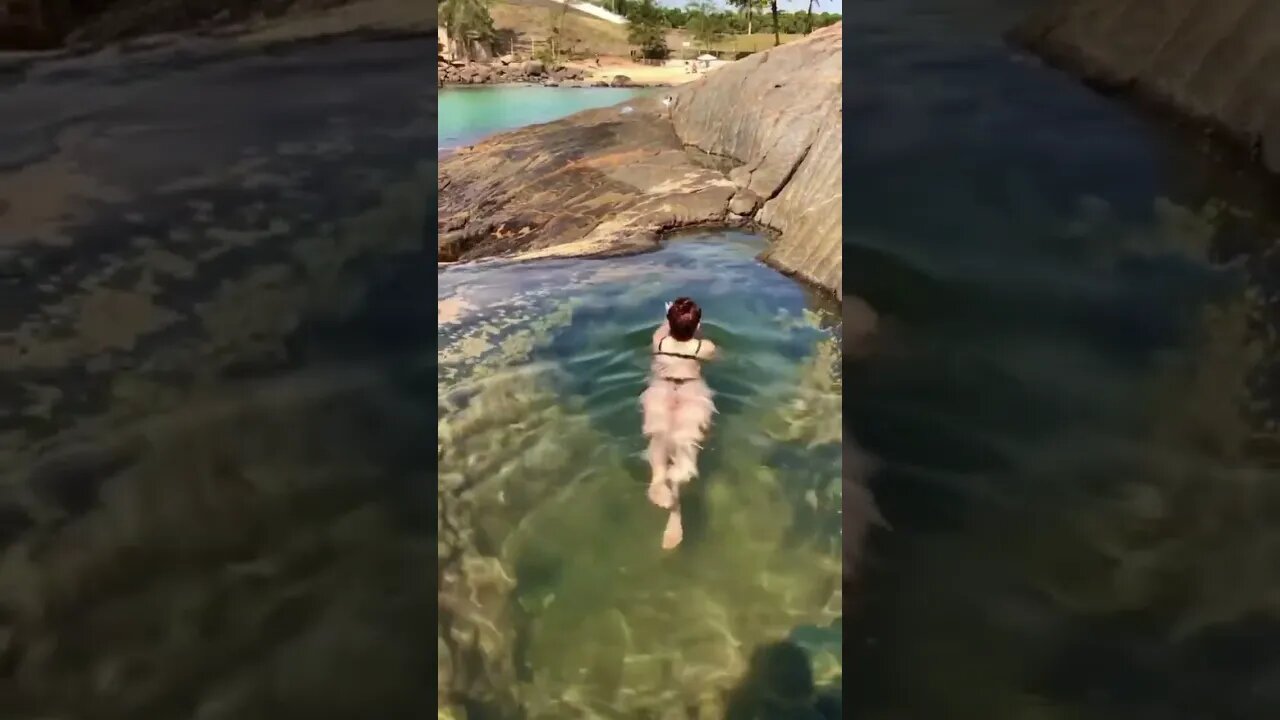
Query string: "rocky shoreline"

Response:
xmin=0 ymin=0 xmax=433 ymax=76
xmin=438 ymin=24 xmax=843 ymax=298
xmin=437 ymin=55 xmax=646 ymax=88
xmin=1010 ymin=0 xmax=1280 ymax=177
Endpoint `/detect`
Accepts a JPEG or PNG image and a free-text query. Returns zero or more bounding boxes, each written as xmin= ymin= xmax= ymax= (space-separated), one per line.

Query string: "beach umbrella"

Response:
xmin=696 ymin=54 xmax=717 ymax=61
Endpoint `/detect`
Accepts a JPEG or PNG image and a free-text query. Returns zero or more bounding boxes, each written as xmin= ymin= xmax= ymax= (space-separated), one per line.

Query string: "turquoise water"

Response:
xmin=438 ymin=86 xmax=646 ymax=150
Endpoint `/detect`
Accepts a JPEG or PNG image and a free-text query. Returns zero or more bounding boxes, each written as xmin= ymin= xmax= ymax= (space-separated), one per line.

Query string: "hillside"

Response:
xmin=489 ymin=0 xmax=631 ymax=56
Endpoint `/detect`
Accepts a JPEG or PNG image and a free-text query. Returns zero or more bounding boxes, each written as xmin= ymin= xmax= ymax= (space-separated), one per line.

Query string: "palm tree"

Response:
xmin=440 ymin=0 xmax=496 ymax=61
xmin=729 ymin=0 xmax=765 ymax=35
xmin=804 ymin=0 xmax=820 ymax=34
xmin=687 ymin=0 xmax=723 ymax=54
xmin=770 ymin=0 xmax=779 ymax=46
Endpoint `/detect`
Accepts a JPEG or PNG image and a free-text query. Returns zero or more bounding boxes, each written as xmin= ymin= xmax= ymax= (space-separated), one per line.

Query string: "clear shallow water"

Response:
xmin=438 ymin=232 xmax=843 ymax=717
xmin=438 ymin=85 xmax=645 ymax=150
xmin=845 ymin=2 xmax=1280 ymax=718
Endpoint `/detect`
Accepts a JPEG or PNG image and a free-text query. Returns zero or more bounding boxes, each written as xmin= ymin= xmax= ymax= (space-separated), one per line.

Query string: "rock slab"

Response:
xmin=438 ymin=24 xmax=844 ymax=298
xmin=1011 ymin=0 xmax=1280 ymax=175
xmin=670 ymin=24 xmax=842 ymax=296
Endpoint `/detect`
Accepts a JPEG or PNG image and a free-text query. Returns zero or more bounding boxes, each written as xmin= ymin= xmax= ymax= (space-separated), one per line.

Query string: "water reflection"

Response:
xmin=0 ymin=38 xmax=434 ymax=718
xmin=844 ymin=1 xmax=1280 ymax=718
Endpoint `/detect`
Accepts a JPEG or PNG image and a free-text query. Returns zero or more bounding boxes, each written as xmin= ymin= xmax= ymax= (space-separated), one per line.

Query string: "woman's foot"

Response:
xmin=661 ymin=509 xmax=683 ymax=550
xmin=648 ymin=480 xmax=675 ymax=510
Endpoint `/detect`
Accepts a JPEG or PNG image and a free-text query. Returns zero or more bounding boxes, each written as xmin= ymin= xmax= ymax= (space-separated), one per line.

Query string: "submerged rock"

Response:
xmin=438 ymin=24 xmax=844 ymax=298
xmin=1010 ymin=0 xmax=1280 ymax=176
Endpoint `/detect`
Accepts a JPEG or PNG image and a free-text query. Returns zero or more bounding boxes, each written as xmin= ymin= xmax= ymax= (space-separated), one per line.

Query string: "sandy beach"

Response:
xmin=573 ymin=55 xmax=722 ymax=86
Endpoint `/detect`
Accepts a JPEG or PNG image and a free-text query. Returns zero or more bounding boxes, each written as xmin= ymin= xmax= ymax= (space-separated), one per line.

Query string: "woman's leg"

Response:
xmin=667 ymin=382 xmax=713 ymax=489
xmin=642 ymin=381 xmax=676 ymax=509
xmin=668 ymin=439 xmax=700 ymax=490
xmin=662 ymin=506 xmax=683 ymax=550
xmin=647 ymin=436 xmax=675 ymax=509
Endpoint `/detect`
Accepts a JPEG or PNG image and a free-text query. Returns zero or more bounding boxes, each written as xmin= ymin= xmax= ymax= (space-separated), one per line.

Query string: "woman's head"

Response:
xmin=666 ymin=297 xmax=702 ymax=341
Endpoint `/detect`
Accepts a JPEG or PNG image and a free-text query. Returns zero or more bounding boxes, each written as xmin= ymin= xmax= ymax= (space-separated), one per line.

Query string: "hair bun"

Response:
xmin=665 ymin=297 xmax=702 ymax=341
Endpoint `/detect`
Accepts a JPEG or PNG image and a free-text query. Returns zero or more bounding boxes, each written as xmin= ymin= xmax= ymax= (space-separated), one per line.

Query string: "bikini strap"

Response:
xmin=652 ymin=336 xmax=702 ymax=360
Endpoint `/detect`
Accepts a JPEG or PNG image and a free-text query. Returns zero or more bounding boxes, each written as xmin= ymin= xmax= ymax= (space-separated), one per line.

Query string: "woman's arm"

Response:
xmin=651 ymin=322 xmax=669 ymax=349
xmin=653 ymin=302 xmax=672 ymax=348
xmin=697 ymin=339 xmax=718 ymax=360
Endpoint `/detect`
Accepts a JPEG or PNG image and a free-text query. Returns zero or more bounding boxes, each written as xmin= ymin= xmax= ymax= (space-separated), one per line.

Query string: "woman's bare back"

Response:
xmin=650 ymin=324 xmax=716 ymax=381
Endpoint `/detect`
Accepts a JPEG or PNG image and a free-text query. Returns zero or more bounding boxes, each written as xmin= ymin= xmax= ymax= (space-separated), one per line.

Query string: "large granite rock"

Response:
xmin=1010 ymin=0 xmax=1280 ymax=175
xmin=438 ymin=23 xmax=844 ymax=298
xmin=669 ymin=25 xmax=842 ymax=296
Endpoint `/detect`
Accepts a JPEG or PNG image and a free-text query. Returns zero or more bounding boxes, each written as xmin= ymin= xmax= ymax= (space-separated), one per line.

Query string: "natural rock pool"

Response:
xmin=438 ymin=91 xmax=844 ymax=716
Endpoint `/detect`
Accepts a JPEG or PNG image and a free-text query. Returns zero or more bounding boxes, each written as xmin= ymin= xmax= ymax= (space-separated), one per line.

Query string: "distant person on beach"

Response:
xmin=641 ymin=297 xmax=718 ymax=550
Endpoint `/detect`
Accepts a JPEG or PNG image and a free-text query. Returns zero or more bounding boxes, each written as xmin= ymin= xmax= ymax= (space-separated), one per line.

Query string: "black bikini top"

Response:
xmin=654 ymin=336 xmax=704 ymax=361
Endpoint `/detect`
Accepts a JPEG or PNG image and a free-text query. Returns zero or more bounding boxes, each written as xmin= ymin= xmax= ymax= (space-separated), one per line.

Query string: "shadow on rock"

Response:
xmin=723 ymin=641 xmax=841 ymax=720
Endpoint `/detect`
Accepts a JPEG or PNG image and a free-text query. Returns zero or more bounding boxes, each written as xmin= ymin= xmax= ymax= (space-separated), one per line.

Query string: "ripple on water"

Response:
xmin=438 ymin=232 xmax=843 ymax=717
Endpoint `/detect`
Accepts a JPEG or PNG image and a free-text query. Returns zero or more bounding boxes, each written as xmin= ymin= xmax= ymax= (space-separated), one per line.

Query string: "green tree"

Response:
xmin=626 ymin=0 xmax=669 ymax=59
xmin=686 ymin=0 xmax=723 ymax=52
xmin=728 ymin=0 xmax=766 ymax=35
xmin=550 ymin=0 xmax=571 ymax=60
xmin=440 ymin=0 xmax=496 ymax=61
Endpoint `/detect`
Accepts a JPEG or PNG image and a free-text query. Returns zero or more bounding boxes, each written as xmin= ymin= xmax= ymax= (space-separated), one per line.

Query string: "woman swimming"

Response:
xmin=641 ymin=297 xmax=718 ymax=550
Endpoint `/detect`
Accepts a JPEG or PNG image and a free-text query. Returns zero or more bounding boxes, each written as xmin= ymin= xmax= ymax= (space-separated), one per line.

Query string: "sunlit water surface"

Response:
xmin=439 ymin=231 xmax=843 ymax=718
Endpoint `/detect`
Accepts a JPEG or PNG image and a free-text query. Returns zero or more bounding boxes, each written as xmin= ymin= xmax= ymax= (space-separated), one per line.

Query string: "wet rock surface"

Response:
xmin=438 ymin=23 xmax=844 ymax=298
xmin=1011 ymin=0 xmax=1280 ymax=176
xmin=438 ymin=100 xmax=739 ymax=262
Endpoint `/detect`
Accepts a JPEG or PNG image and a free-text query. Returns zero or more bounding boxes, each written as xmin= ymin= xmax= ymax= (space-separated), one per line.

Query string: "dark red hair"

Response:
xmin=666 ymin=297 xmax=702 ymax=341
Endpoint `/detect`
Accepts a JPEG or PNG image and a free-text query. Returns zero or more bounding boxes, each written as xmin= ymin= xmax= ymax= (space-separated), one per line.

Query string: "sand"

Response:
xmin=571 ymin=56 xmax=724 ymax=86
